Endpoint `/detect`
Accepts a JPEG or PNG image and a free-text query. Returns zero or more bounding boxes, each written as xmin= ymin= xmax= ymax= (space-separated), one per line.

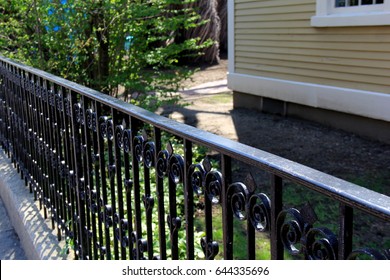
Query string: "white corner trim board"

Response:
xmin=227 ymin=72 xmax=390 ymax=123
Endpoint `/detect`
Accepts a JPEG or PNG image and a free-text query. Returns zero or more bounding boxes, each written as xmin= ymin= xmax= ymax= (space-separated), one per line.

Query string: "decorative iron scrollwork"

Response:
xmin=277 ymin=208 xmax=306 ymax=256
xmin=59 ymin=160 xmax=67 ymax=178
xmin=108 ymin=164 xmax=116 ymax=178
xmin=131 ymin=231 xmax=146 ymax=260
xmin=143 ymin=141 xmax=155 ymax=168
xmin=37 ymin=137 xmax=44 ymax=155
xmin=35 ymin=84 xmax=43 ymax=98
xmin=106 ymin=119 xmax=114 ymax=141
xmin=348 ymin=248 xmax=390 ymax=260
xmin=118 ymin=219 xmax=129 ymax=248
xmin=156 ymin=149 xmax=169 ymax=178
xmin=169 ymin=154 xmax=184 ymax=184
xmin=133 ymin=135 xmax=144 ymax=162
xmin=115 ymin=124 xmax=124 ymax=149
xmin=113 ymin=213 xmax=122 ymax=245
xmin=305 ymin=227 xmax=338 ymax=260
xmin=189 ymin=162 xmax=207 ymax=196
xmin=167 ymin=214 xmax=181 ymax=235
xmin=138 ymin=238 xmax=148 ymax=255
xmin=86 ymin=109 xmax=97 ymax=131
xmin=99 ymin=244 xmax=107 ymax=258
xmin=56 ymin=92 xmax=63 ymax=112
xmin=125 ymin=179 xmax=133 ymax=192
xmin=28 ymin=79 xmax=34 ymax=94
xmin=64 ymin=97 xmax=71 ymax=116
xmin=248 ymin=193 xmax=271 ymax=232
xmin=122 ymin=129 xmax=132 ymax=153
xmin=44 ymin=87 xmax=50 ymax=103
xmin=99 ymin=116 xmax=109 ymax=138
xmin=74 ymin=103 xmax=83 ymax=124
xmin=228 ymin=182 xmax=249 ymax=221
xmin=90 ymin=189 xmax=98 ymax=214
xmin=51 ymin=151 xmax=58 ymax=169
xmin=157 ymin=141 xmax=184 ymax=183
xmin=44 ymin=143 xmax=50 ymax=162
xmin=205 ymin=170 xmax=223 ymax=205
xmin=68 ymin=170 xmax=76 ymax=190
xmin=78 ymin=177 xmax=86 ymax=201
xmin=201 ymin=237 xmax=219 ymax=260
xmin=277 ymin=207 xmax=338 ymax=259
xmin=113 ymin=212 xmax=120 ymax=225
xmin=143 ymin=195 xmax=155 ymax=214
xmin=226 ymin=174 xmax=270 ymax=228
xmin=48 ymin=89 xmax=55 ymax=107
xmin=103 ymin=205 xmax=113 ymax=229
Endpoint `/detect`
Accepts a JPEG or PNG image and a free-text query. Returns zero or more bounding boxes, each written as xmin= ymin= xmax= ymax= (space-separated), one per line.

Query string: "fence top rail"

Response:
xmin=1 ymin=55 xmax=390 ymax=221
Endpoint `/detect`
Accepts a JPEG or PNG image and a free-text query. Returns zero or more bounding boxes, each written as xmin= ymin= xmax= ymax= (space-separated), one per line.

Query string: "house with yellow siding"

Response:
xmin=227 ymin=0 xmax=390 ymax=143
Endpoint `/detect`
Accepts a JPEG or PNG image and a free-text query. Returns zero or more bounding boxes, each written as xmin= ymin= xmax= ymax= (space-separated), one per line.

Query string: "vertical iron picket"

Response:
xmin=112 ymin=109 xmax=126 ymax=259
xmin=96 ymin=105 xmax=111 ymax=259
xmin=184 ymin=139 xmax=194 ymax=260
xmin=167 ymin=149 xmax=184 ymax=260
xmin=106 ymin=114 xmax=119 ymax=259
xmin=82 ymin=97 xmax=95 ymax=259
xmin=154 ymin=127 xmax=167 ymax=260
xmin=221 ymin=155 xmax=233 ymax=260
xmin=92 ymin=100 xmax=105 ymax=259
xmin=271 ymin=175 xmax=283 ymax=260
xmin=142 ymin=136 xmax=155 ymax=260
xmin=123 ymin=116 xmax=134 ymax=259
xmin=34 ymin=74 xmax=47 ymax=218
xmin=69 ymin=91 xmax=85 ymax=259
xmin=52 ymin=84 xmax=66 ymax=242
xmin=130 ymin=116 xmax=143 ymax=259
xmin=339 ymin=204 xmax=354 ymax=260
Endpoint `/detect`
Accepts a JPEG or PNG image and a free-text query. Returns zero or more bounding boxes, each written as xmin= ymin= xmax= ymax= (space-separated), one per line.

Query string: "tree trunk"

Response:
xmin=93 ymin=4 xmax=110 ymax=94
xmin=185 ymin=0 xmax=221 ymax=64
xmin=217 ymin=0 xmax=227 ymax=53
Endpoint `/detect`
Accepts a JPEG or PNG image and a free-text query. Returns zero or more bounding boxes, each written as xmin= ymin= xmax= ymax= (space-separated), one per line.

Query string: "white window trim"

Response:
xmin=311 ymin=0 xmax=390 ymax=27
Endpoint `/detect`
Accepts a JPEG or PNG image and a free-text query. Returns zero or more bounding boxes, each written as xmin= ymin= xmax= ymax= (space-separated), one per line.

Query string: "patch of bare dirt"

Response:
xmin=180 ymin=59 xmax=229 ymax=89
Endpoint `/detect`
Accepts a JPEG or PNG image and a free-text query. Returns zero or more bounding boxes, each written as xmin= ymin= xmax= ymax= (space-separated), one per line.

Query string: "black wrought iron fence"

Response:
xmin=0 ymin=55 xmax=389 ymax=260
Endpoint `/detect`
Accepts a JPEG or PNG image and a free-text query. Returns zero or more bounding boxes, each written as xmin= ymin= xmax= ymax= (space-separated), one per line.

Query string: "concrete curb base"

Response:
xmin=0 ymin=150 xmax=68 ymax=260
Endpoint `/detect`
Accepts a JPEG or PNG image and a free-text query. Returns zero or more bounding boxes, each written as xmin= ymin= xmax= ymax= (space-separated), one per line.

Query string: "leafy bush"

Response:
xmin=0 ymin=0 xmax=214 ymax=110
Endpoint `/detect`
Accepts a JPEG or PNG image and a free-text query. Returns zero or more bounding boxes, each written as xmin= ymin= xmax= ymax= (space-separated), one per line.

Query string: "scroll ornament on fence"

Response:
xmin=226 ymin=173 xmax=271 ymax=232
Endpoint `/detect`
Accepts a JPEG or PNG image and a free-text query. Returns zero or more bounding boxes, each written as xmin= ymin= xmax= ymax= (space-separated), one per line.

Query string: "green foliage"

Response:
xmin=0 ymin=0 xmax=213 ymax=110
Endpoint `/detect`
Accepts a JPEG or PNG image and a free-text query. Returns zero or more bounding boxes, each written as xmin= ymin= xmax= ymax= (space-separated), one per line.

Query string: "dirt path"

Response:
xmin=157 ymin=60 xmax=390 ymax=196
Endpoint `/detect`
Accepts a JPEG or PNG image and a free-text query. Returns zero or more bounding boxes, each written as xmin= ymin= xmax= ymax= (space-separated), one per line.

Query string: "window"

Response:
xmin=335 ymin=0 xmax=384 ymax=8
xmin=311 ymin=0 xmax=390 ymax=27
xmin=332 ymin=0 xmax=384 ymax=13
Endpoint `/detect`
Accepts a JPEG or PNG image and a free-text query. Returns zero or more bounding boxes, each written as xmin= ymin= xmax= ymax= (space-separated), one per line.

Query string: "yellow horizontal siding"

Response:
xmin=236 ymin=51 xmax=390 ymax=69
xmin=235 ymin=45 xmax=390 ymax=61
xmin=235 ymin=0 xmax=313 ymax=10
xmin=236 ymin=12 xmax=313 ymax=22
xmin=236 ymin=20 xmax=309 ymax=29
xmin=236 ymin=26 xmax=390 ymax=34
xmin=234 ymin=0 xmax=390 ymax=93
xmin=235 ymin=33 xmax=390 ymax=43
xmin=237 ymin=39 xmax=390 ymax=52
xmin=236 ymin=4 xmax=313 ymax=16
xmin=236 ymin=58 xmax=390 ymax=84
